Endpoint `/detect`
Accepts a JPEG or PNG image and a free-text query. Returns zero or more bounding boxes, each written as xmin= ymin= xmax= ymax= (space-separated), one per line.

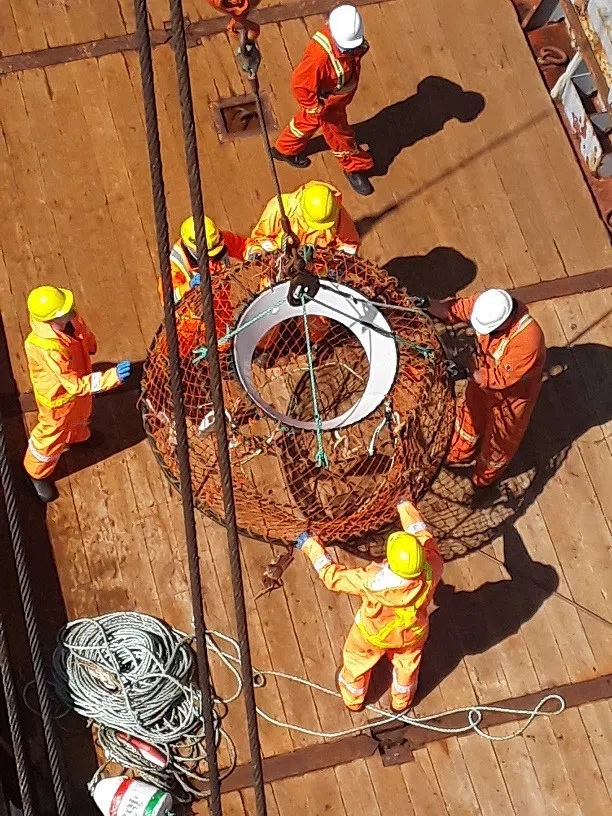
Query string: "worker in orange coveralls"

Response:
xmin=161 ymin=215 xmax=247 ymax=343
xmin=428 ymin=288 xmax=546 ymax=488
xmin=273 ymin=5 xmax=374 ymax=197
xmin=246 ymin=181 xmax=360 ymax=357
xmin=295 ymin=500 xmax=443 ymax=712
xmin=23 ymin=286 xmax=132 ymax=503
xmin=246 ymin=181 xmax=360 ymax=263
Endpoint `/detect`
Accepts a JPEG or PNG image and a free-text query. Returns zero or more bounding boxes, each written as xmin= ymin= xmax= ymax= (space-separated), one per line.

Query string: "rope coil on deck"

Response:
xmin=53 ymin=611 xmax=567 ymax=800
xmin=53 ymin=613 xmax=235 ymax=801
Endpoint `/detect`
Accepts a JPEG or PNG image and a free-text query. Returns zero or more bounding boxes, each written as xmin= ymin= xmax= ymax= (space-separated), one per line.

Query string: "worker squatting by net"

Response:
xmin=21 ymin=5 xmax=547 ymax=718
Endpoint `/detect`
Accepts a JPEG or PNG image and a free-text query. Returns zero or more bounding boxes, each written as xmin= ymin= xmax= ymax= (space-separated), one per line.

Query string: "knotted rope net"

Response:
xmin=140 ymin=249 xmax=454 ymax=545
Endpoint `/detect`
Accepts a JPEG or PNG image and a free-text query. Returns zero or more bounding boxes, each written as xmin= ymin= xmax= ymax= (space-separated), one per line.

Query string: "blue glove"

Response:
xmin=295 ymin=532 xmax=311 ymax=550
xmin=116 ymin=360 xmax=132 ymax=382
xmin=190 ymin=273 xmax=201 ymax=289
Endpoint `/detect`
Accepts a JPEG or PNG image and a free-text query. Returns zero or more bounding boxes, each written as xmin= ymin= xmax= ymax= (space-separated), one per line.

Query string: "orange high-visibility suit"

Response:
xmin=159 ymin=231 xmax=247 ymax=339
xmin=23 ymin=316 xmax=121 ymax=480
xmin=447 ymin=296 xmax=546 ymax=486
xmin=275 ymin=26 xmax=373 ymax=173
xmin=246 ymin=184 xmax=360 ymax=353
xmin=301 ymin=501 xmax=443 ymax=711
xmin=246 ymin=184 xmax=360 ymax=261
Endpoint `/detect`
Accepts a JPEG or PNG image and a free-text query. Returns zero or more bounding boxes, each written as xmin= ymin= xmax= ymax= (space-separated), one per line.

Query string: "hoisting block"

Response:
xmin=369 ymin=718 xmax=415 ymax=767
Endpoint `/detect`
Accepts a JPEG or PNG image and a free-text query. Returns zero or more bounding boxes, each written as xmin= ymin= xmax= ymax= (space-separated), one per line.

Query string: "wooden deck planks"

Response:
xmin=1 ymin=2 xmax=612 ymax=814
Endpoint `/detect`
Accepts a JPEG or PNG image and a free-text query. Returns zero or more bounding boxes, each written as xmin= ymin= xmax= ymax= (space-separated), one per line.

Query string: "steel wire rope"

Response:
xmin=133 ymin=0 xmax=224 ymax=810
xmin=0 ymin=410 xmax=69 ymax=815
xmin=0 ymin=612 xmax=35 ymax=816
xmin=167 ymin=3 xmax=268 ymax=813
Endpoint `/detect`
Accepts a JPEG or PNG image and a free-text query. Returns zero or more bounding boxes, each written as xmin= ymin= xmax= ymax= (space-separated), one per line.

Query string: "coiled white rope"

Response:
xmin=53 ymin=613 xmax=566 ymax=801
xmin=52 ymin=613 xmax=234 ymax=801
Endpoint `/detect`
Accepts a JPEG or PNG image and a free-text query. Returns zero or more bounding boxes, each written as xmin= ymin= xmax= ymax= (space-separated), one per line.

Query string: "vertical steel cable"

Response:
xmin=0 ymin=409 xmax=68 ymax=815
xmin=168 ymin=5 xmax=268 ymax=814
xmin=0 ymin=613 xmax=35 ymax=816
xmin=132 ymin=1 xmax=223 ymax=811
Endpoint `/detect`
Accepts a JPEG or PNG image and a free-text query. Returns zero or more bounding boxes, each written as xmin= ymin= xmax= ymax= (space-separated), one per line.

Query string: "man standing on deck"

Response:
xmin=272 ymin=5 xmax=375 ymax=197
xmin=428 ymin=289 xmax=546 ymax=489
xmin=162 ymin=215 xmax=247 ymax=304
xmin=295 ymin=500 xmax=443 ymax=712
xmin=23 ymin=286 xmax=132 ymax=503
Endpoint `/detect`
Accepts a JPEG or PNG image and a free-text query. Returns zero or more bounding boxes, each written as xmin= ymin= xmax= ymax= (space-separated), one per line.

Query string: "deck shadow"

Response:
xmin=414 ymin=527 xmax=558 ymax=703
xmin=0 ymin=319 xmax=99 ymax=815
xmin=304 ymin=75 xmax=486 ymax=177
xmin=384 ymin=247 xmax=478 ymax=299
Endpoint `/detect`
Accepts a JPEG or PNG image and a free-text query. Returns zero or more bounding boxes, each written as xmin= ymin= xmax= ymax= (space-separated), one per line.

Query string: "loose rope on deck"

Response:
xmin=53 ymin=609 xmax=566 ymax=799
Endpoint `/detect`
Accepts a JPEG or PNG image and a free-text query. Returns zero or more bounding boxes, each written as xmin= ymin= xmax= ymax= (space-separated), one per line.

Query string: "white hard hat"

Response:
xmin=329 ymin=4 xmax=364 ymax=50
xmin=470 ymin=289 xmax=514 ymax=334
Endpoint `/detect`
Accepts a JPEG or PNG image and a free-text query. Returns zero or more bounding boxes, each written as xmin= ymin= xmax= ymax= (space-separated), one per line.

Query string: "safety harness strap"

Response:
xmin=312 ymin=32 xmax=348 ymax=93
xmin=490 ymin=313 xmax=533 ymax=363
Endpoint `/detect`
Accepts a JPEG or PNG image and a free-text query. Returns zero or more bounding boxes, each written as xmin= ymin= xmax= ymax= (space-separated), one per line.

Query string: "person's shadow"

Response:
xmin=415 ymin=527 xmax=559 ymax=703
xmin=385 ymin=247 xmax=478 ymax=299
xmin=305 ymin=76 xmax=485 ymax=177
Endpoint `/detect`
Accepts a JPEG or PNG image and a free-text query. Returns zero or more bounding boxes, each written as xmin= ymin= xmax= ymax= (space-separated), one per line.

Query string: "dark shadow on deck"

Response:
xmin=305 ymin=76 xmax=485 ymax=177
xmin=385 ymin=247 xmax=478 ymax=299
xmin=415 ymin=527 xmax=558 ymax=703
xmin=0 ymin=317 xmax=98 ymax=816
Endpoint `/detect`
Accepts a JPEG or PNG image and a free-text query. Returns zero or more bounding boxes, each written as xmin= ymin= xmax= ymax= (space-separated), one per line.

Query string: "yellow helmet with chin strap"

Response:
xmin=300 ymin=182 xmax=339 ymax=230
xmin=27 ymin=286 xmax=75 ymax=323
xmin=386 ymin=531 xmax=426 ymax=579
xmin=180 ymin=216 xmax=225 ymax=258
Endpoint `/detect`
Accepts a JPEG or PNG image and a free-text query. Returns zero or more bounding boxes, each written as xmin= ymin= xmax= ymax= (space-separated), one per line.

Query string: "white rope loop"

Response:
xmin=53 ymin=613 xmax=567 ymax=801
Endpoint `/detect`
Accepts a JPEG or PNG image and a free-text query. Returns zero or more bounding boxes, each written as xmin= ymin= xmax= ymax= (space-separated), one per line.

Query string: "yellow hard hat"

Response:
xmin=300 ymin=183 xmax=339 ymax=230
xmin=180 ymin=216 xmax=224 ymax=258
xmin=386 ymin=531 xmax=425 ymax=579
xmin=27 ymin=286 xmax=74 ymax=323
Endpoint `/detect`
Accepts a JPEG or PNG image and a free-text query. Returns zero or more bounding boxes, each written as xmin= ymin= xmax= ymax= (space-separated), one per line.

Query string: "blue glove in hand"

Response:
xmin=295 ymin=532 xmax=311 ymax=550
xmin=189 ymin=273 xmax=201 ymax=289
xmin=116 ymin=360 xmax=132 ymax=382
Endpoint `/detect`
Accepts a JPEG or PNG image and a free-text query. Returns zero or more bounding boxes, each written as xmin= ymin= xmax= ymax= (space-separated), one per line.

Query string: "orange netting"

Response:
xmin=140 ymin=249 xmax=454 ymax=545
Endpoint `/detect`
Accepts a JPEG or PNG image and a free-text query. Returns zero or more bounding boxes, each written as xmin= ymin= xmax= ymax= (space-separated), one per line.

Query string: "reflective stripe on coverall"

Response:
xmin=274 ymin=26 xmax=373 ymax=173
xmin=302 ymin=502 xmax=443 ymax=711
xmin=246 ymin=183 xmax=360 ymax=351
xmin=23 ymin=316 xmax=121 ymax=479
xmin=159 ymin=232 xmax=247 ymax=339
xmin=447 ymin=296 xmax=546 ymax=486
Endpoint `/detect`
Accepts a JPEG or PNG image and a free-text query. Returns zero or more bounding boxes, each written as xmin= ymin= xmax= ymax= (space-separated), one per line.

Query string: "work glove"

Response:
xmin=413 ymin=296 xmax=430 ymax=309
xmin=116 ymin=361 xmax=132 ymax=382
xmin=189 ymin=273 xmax=201 ymax=289
xmin=295 ymin=532 xmax=311 ymax=550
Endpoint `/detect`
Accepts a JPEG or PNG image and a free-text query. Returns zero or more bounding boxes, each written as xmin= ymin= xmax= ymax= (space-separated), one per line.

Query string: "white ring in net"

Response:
xmin=232 ymin=280 xmax=399 ymax=430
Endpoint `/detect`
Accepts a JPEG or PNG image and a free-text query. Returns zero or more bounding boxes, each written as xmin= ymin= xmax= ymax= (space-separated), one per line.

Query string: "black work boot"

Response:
xmin=345 ymin=172 xmax=374 ymax=196
xmin=30 ymin=477 xmax=59 ymax=503
xmin=271 ymin=147 xmax=311 ymax=168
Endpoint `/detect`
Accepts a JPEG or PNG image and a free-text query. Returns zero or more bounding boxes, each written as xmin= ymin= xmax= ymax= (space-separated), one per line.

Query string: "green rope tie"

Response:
xmin=395 ymin=337 xmax=435 ymax=360
xmin=192 ymin=297 xmax=285 ymax=364
xmin=300 ymin=294 xmax=328 ymax=469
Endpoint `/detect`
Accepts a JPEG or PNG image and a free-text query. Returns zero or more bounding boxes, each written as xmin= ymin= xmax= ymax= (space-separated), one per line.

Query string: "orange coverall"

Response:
xmin=275 ymin=25 xmax=373 ymax=173
xmin=302 ymin=502 xmax=443 ymax=711
xmin=23 ymin=316 xmax=121 ymax=480
xmin=446 ymin=296 xmax=546 ymax=486
xmin=159 ymin=231 xmax=247 ymax=339
xmin=246 ymin=184 xmax=360 ymax=352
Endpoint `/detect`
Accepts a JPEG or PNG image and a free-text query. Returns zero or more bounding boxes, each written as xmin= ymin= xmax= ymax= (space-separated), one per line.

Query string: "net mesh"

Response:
xmin=141 ymin=249 xmax=454 ymax=545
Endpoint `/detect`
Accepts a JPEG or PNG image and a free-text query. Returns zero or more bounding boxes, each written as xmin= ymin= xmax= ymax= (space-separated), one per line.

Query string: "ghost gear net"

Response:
xmin=140 ymin=249 xmax=454 ymax=545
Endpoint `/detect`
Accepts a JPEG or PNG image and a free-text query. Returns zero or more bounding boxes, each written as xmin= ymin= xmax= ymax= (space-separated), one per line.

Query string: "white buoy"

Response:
xmin=92 ymin=776 xmax=172 ymax=816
